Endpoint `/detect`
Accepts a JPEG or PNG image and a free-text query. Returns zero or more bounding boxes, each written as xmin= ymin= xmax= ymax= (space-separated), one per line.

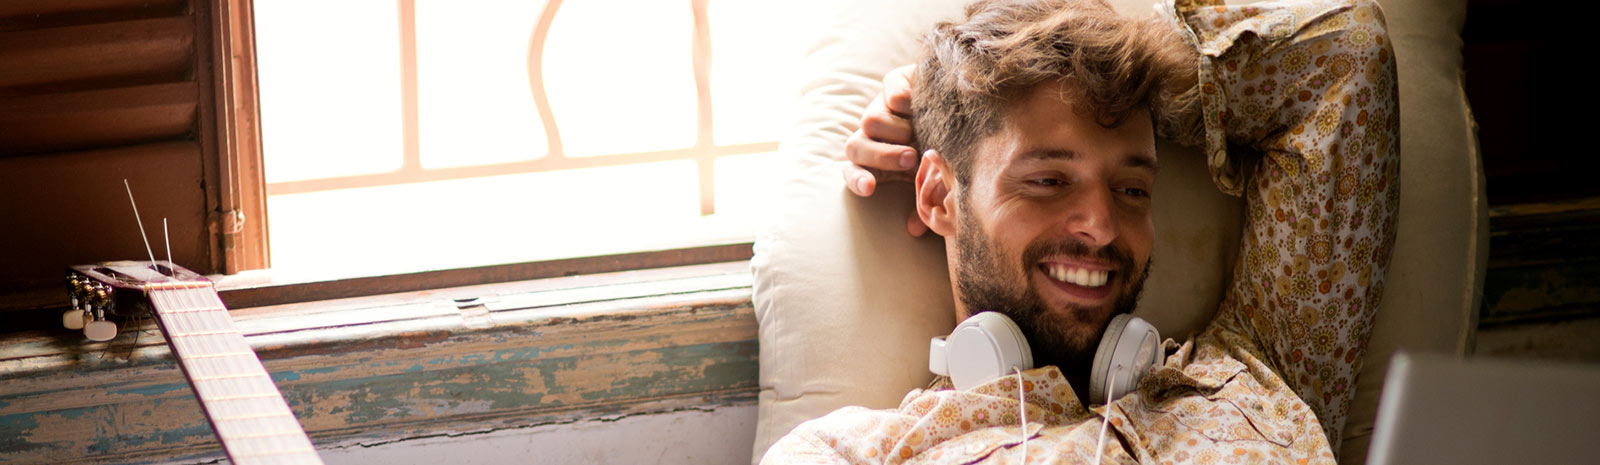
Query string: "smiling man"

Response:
xmin=763 ymin=0 xmax=1400 ymax=463
xmin=923 ymin=75 xmax=1168 ymax=401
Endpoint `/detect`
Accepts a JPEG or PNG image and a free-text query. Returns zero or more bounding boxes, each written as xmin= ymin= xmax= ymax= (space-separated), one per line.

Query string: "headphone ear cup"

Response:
xmin=1089 ymin=314 xmax=1135 ymax=403
xmin=1089 ymin=314 xmax=1163 ymax=405
xmin=943 ymin=312 xmax=1033 ymax=391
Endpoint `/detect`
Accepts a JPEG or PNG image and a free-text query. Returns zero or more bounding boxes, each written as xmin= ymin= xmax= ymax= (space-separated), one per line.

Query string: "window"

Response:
xmin=252 ymin=0 xmax=808 ymax=281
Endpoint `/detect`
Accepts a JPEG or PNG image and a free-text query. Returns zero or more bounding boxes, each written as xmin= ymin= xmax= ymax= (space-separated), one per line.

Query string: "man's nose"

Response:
xmin=1063 ymin=185 xmax=1117 ymax=248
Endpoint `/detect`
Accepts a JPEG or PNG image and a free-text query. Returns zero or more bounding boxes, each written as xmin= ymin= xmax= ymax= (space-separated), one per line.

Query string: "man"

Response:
xmin=765 ymin=0 xmax=1399 ymax=463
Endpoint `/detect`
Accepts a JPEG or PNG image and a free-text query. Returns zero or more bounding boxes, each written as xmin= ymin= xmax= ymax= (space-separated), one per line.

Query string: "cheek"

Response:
xmin=1120 ymin=212 xmax=1156 ymax=261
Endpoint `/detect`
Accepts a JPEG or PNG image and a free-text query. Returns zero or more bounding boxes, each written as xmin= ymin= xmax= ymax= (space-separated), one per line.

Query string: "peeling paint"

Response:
xmin=1 ymin=291 xmax=756 ymax=464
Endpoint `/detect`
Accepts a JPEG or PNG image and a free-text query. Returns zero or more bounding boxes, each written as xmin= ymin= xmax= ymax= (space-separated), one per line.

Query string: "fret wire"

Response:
xmin=233 ymin=447 xmax=317 ymax=457
xmin=155 ymin=292 xmax=190 ymax=354
xmin=209 ymin=392 xmax=281 ymax=402
xmin=193 ymin=372 xmax=269 ymax=382
xmin=197 ymin=355 xmax=240 ymax=379
xmin=182 ymin=286 xmax=201 ymax=314
xmin=170 ymin=328 xmax=243 ymax=338
xmin=183 ymin=291 xmax=204 ymax=329
xmin=268 ymin=433 xmax=290 ymax=459
xmin=195 ymin=287 xmax=220 ymax=313
xmin=174 ymin=298 xmax=194 ymax=333
xmin=209 ymin=396 xmax=254 ymax=419
xmin=200 ymin=378 xmax=243 ymax=400
xmin=211 ymin=394 xmax=252 ymax=420
xmin=222 ymin=429 xmax=307 ymax=440
xmin=159 ymin=305 xmax=225 ymax=313
xmin=163 ymin=296 xmax=181 ymax=332
xmin=211 ymin=401 xmax=290 ymax=433
xmin=187 ymin=308 xmax=205 ymax=337
xmin=217 ymin=411 xmax=295 ymax=422
xmin=174 ymin=334 xmax=226 ymax=360
xmin=182 ymin=350 xmax=255 ymax=359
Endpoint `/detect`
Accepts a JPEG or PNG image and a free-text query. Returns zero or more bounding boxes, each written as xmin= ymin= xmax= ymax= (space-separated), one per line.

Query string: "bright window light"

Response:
xmin=255 ymin=0 xmax=804 ymax=281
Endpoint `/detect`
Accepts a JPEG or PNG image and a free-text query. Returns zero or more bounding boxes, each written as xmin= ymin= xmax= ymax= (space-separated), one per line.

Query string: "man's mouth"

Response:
xmin=1037 ymin=262 xmax=1116 ymax=303
xmin=1041 ymin=263 xmax=1110 ymax=288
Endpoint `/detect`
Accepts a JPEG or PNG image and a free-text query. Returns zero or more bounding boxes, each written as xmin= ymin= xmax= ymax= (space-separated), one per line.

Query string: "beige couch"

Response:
xmin=750 ymin=0 xmax=1484 ymax=463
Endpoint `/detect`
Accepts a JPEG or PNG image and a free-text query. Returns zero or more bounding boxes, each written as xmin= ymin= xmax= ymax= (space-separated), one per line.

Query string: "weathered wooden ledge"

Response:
xmin=0 ymin=262 xmax=759 ymax=464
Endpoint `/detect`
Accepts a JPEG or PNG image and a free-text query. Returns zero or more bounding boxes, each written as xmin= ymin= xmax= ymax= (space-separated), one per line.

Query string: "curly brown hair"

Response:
xmin=912 ymin=0 xmax=1200 ymax=184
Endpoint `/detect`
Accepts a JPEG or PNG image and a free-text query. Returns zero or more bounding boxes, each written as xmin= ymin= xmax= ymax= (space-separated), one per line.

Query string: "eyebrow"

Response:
xmin=1019 ymin=149 xmax=1160 ymax=173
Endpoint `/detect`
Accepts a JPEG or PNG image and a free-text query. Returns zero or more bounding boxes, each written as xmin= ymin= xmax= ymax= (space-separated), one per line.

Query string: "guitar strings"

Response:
xmin=119 ymin=310 xmax=150 ymax=361
xmin=122 ymin=179 xmax=159 ymax=266
xmin=163 ymin=217 xmax=173 ymax=277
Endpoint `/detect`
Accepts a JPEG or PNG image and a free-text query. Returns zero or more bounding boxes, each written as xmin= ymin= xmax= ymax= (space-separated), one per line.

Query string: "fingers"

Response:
xmin=846 ymin=128 xmax=918 ymax=173
xmin=881 ymin=64 xmax=917 ymax=117
xmin=843 ymin=163 xmax=878 ymax=197
xmin=841 ymin=64 xmax=922 ymax=202
xmin=862 ymin=92 xmax=913 ymax=145
xmin=842 ymin=158 xmax=918 ymax=197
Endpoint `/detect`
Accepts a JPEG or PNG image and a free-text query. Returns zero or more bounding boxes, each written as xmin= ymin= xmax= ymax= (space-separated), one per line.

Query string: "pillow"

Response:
xmin=750 ymin=0 xmax=1482 ymax=463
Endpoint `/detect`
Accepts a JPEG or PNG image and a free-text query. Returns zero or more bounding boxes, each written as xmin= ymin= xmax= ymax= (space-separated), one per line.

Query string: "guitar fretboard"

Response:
xmin=148 ymin=282 xmax=323 ymax=465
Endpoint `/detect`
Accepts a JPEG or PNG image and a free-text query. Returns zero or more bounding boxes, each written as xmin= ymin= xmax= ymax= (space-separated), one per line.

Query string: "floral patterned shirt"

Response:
xmin=763 ymin=0 xmax=1400 ymax=463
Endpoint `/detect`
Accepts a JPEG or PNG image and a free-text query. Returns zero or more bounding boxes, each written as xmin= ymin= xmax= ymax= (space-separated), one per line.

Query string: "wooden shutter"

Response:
xmin=0 ymin=0 xmax=266 ymax=317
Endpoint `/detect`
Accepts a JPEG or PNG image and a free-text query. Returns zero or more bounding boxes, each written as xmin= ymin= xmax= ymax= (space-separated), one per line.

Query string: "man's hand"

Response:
xmin=844 ymin=64 xmax=929 ymax=236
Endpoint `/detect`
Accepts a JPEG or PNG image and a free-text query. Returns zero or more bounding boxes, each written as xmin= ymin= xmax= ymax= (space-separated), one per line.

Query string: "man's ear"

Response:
xmin=915 ymin=149 xmax=958 ymax=237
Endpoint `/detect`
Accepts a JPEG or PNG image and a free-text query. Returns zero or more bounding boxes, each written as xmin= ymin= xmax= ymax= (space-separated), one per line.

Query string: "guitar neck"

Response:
xmin=147 ymin=282 xmax=324 ymax=465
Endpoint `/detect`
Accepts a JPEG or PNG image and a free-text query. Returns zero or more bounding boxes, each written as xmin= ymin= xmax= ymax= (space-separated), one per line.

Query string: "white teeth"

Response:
xmin=1044 ymin=264 xmax=1110 ymax=288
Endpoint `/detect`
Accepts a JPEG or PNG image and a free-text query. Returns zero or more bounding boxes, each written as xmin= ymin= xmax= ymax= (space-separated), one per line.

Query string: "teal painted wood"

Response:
xmin=0 ymin=288 xmax=758 ymax=464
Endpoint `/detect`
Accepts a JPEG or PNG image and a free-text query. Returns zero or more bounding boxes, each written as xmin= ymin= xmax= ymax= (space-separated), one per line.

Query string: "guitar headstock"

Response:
xmin=65 ymin=261 xmax=209 ymax=341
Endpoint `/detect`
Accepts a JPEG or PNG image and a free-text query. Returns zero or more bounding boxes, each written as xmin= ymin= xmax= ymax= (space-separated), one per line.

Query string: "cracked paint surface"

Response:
xmin=0 ymin=293 xmax=757 ymax=464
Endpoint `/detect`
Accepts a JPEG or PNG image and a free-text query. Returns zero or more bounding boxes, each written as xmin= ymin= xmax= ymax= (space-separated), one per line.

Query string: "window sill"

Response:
xmin=0 ymin=261 xmax=758 ymax=464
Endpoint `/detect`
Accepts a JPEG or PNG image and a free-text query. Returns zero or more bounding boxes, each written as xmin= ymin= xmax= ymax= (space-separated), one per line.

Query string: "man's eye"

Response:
xmin=1029 ymin=178 xmax=1065 ymax=187
xmin=1118 ymin=187 xmax=1151 ymax=198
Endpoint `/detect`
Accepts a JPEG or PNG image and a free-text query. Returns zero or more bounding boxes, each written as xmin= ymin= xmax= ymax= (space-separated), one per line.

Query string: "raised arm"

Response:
xmin=1176 ymin=0 xmax=1401 ymax=446
xmin=843 ymin=64 xmax=930 ymax=236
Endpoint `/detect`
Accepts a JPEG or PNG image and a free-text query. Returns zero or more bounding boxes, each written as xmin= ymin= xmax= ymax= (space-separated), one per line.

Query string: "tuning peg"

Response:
xmin=84 ymin=318 xmax=117 ymax=342
xmin=63 ymin=309 xmax=85 ymax=330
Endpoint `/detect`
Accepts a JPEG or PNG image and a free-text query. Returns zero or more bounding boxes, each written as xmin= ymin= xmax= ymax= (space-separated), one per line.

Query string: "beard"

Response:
xmin=954 ymin=205 xmax=1150 ymax=379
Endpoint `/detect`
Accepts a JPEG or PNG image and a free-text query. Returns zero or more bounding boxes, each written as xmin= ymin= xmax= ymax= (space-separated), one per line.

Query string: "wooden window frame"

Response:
xmin=198 ymin=0 xmax=763 ymax=308
xmin=200 ymin=0 xmax=270 ymax=274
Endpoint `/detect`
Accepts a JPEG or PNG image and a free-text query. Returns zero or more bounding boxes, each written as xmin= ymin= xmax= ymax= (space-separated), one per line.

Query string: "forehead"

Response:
xmin=975 ymin=80 xmax=1156 ymax=173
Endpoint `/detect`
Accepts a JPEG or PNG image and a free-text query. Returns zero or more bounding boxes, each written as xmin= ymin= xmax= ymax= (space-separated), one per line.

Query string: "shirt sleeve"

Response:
xmin=1168 ymin=0 xmax=1402 ymax=448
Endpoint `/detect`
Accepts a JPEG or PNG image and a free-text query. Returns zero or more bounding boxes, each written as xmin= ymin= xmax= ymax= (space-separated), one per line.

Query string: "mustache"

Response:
xmin=1021 ymin=238 xmax=1136 ymax=276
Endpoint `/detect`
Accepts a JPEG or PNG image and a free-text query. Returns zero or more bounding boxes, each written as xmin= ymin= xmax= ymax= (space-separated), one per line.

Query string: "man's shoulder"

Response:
xmin=761 ymin=406 xmax=892 ymax=464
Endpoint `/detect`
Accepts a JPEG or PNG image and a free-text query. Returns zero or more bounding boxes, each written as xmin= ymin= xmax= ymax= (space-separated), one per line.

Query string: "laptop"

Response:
xmin=1365 ymin=351 xmax=1600 ymax=465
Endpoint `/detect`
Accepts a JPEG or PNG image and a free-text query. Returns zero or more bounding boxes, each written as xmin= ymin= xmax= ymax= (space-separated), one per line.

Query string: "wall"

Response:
xmin=309 ymin=404 xmax=756 ymax=465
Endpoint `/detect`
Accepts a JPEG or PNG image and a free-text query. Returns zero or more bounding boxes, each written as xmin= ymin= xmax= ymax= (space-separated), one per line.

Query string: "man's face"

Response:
xmin=951 ymin=79 xmax=1157 ymax=372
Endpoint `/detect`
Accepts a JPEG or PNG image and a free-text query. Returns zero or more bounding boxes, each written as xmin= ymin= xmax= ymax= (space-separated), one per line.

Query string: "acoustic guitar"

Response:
xmin=66 ymin=260 xmax=324 ymax=465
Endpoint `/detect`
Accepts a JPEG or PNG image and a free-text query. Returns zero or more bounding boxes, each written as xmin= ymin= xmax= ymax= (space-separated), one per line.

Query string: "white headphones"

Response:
xmin=929 ymin=312 xmax=1163 ymax=403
